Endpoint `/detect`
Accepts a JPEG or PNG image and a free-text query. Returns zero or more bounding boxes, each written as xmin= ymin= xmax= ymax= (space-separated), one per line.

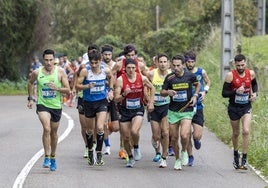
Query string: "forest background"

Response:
xmin=0 ymin=0 xmax=267 ymax=180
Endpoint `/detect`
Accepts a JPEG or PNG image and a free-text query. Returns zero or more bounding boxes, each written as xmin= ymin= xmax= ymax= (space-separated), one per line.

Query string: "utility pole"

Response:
xmin=156 ymin=5 xmax=160 ymax=31
xmin=257 ymin=0 xmax=266 ymax=35
xmin=221 ymin=0 xmax=234 ymax=81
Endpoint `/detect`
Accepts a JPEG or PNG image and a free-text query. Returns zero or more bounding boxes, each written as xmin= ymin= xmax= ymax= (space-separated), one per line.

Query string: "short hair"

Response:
xmin=43 ymin=49 xmax=55 ymax=58
xmin=234 ymin=54 xmax=246 ymax=62
xmin=125 ymin=58 xmax=136 ymax=67
xmin=101 ymin=44 xmax=113 ymax=53
xmin=157 ymin=54 xmax=169 ymax=61
xmin=123 ymin=44 xmax=137 ymax=55
xmin=88 ymin=44 xmax=100 ymax=52
xmin=184 ymin=51 xmax=196 ymax=62
xmin=171 ymin=54 xmax=185 ymax=64
xmin=88 ymin=50 xmax=102 ymax=61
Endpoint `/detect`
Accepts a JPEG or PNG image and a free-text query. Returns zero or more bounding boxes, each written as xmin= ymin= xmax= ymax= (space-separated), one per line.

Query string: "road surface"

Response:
xmin=0 ymin=96 xmax=267 ymax=188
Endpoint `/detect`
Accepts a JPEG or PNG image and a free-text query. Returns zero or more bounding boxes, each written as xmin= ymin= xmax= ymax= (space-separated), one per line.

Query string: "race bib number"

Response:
xmin=90 ymin=85 xmax=105 ymax=94
xmin=173 ymin=90 xmax=187 ymax=102
xmin=42 ymin=88 xmax=56 ymax=99
xmin=235 ymin=93 xmax=249 ymax=104
xmin=154 ymin=94 xmax=166 ymax=103
xmin=126 ymin=98 xmax=141 ymax=109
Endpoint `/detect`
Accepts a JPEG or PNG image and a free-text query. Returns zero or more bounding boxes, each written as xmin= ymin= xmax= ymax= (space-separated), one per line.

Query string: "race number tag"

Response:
xmin=173 ymin=90 xmax=187 ymax=102
xmin=90 ymin=85 xmax=105 ymax=94
xmin=42 ymin=88 xmax=56 ymax=99
xmin=154 ymin=94 xmax=166 ymax=103
xmin=126 ymin=98 xmax=141 ymax=109
xmin=235 ymin=93 xmax=249 ymax=104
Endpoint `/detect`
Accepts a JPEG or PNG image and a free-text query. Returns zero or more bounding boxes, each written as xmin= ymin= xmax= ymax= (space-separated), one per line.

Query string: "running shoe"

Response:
xmin=181 ymin=151 xmax=189 ymax=166
xmin=50 ymin=158 xmax=57 ymax=171
xmin=159 ymin=158 xmax=167 ymax=168
xmin=88 ymin=149 xmax=95 ymax=166
xmin=168 ymin=147 xmax=175 ymax=156
xmin=83 ymin=147 xmax=88 ymax=158
xmin=126 ymin=157 xmax=135 ymax=168
xmin=42 ymin=157 xmax=51 ymax=168
xmin=233 ymin=153 xmax=240 ymax=169
xmin=193 ymin=139 xmax=201 ymax=150
xmin=103 ymin=146 xmax=111 ymax=155
xmin=174 ymin=159 xmax=182 ymax=170
xmin=134 ymin=148 xmax=142 ymax=161
xmin=96 ymin=152 xmax=105 ymax=166
xmin=119 ymin=149 xmax=127 ymax=159
xmin=153 ymin=153 xmax=161 ymax=162
xmin=240 ymin=158 xmax=248 ymax=170
xmin=188 ymin=155 xmax=194 ymax=166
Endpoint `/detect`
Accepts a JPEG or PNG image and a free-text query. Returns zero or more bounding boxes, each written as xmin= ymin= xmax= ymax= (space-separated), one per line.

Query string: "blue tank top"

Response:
xmin=82 ymin=63 xmax=107 ymax=102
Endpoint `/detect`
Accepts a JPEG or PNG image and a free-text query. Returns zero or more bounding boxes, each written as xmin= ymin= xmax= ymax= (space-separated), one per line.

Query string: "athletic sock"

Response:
xmin=96 ymin=132 xmax=104 ymax=152
xmin=104 ymin=138 xmax=110 ymax=147
xmin=86 ymin=132 xmax=93 ymax=150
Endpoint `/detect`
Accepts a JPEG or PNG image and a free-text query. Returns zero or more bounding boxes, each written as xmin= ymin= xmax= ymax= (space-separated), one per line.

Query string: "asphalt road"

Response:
xmin=1 ymin=96 xmax=267 ymax=188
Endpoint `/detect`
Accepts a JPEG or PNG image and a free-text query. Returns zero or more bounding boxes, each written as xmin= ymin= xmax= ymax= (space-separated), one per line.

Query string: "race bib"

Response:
xmin=42 ymin=88 xmax=56 ymax=99
xmin=235 ymin=93 xmax=249 ymax=104
xmin=126 ymin=98 xmax=141 ymax=109
xmin=90 ymin=85 xmax=105 ymax=94
xmin=154 ymin=94 xmax=166 ymax=103
xmin=173 ymin=90 xmax=187 ymax=102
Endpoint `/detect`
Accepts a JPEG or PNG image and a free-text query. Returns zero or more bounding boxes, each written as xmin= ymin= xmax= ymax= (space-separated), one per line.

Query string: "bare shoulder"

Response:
xmin=250 ymin=69 xmax=256 ymax=79
xmin=224 ymin=71 xmax=233 ymax=82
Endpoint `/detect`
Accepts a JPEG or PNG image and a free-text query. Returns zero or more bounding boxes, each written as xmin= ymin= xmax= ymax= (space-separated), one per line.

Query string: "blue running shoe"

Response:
xmin=194 ymin=139 xmax=201 ymax=150
xmin=153 ymin=153 xmax=161 ymax=162
xmin=42 ymin=157 xmax=50 ymax=168
xmin=50 ymin=158 xmax=57 ymax=171
xmin=168 ymin=147 xmax=175 ymax=156
xmin=188 ymin=155 xmax=194 ymax=166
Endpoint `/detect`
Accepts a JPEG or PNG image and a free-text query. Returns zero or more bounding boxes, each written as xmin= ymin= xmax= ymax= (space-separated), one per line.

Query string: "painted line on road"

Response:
xmin=12 ymin=112 xmax=74 ymax=188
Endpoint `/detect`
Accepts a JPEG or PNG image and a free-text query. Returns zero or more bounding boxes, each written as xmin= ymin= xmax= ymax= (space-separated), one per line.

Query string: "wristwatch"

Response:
xmin=28 ymin=96 xmax=33 ymax=101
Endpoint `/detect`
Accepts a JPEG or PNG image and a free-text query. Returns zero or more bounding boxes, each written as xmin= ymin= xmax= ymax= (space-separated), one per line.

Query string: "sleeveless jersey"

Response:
xmin=83 ymin=64 xmax=107 ymax=102
xmin=116 ymin=58 xmax=141 ymax=78
xmin=37 ymin=66 xmax=62 ymax=109
xmin=193 ymin=67 xmax=205 ymax=110
xmin=120 ymin=73 xmax=144 ymax=109
xmin=230 ymin=68 xmax=251 ymax=106
xmin=152 ymin=68 xmax=170 ymax=106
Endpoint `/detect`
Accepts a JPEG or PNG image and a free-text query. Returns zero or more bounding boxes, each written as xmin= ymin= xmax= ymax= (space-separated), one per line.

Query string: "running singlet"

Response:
xmin=193 ymin=67 xmax=205 ymax=110
xmin=83 ymin=64 xmax=107 ymax=102
xmin=116 ymin=58 xmax=140 ymax=78
xmin=152 ymin=68 xmax=170 ymax=106
xmin=37 ymin=66 xmax=62 ymax=109
xmin=162 ymin=71 xmax=198 ymax=112
xmin=120 ymin=73 xmax=144 ymax=109
xmin=230 ymin=68 xmax=251 ymax=106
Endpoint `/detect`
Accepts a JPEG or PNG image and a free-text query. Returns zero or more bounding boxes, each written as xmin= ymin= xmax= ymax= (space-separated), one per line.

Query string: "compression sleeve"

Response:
xmin=222 ymin=82 xmax=236 ymax=98
xmin=251 ymin=78 xmax=258 ymax=93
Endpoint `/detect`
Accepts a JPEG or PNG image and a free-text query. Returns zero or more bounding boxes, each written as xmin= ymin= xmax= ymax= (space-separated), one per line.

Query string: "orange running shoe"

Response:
xmin=118 ymin=148 xmax=127 ymax=159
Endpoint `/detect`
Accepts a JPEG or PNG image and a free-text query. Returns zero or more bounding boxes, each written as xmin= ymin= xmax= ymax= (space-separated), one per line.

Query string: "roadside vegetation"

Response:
xmin=0 ymin=0 xmax=267 ymax=180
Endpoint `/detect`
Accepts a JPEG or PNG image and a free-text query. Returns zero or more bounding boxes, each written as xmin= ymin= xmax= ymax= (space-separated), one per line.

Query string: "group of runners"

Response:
xmin=27 ymin=44 xmax=258 ymax=171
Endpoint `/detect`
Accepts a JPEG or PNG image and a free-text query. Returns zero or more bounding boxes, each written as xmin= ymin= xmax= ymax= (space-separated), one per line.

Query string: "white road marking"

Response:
xmin=12 ymin=112 xmax=74 ymax=188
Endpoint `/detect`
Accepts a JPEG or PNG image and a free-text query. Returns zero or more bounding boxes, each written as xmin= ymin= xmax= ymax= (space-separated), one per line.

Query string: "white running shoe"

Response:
xmin=103 ymin=146 xmax=111 ymax=155
xmin=159 ymin=158 xmax=167 ymax=168
xmin=134 ymin=148 xmax=142 ymax=161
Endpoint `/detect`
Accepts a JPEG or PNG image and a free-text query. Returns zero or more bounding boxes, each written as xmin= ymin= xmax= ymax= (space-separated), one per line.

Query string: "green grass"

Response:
xmin=0 ymin=79 xmax=27 ymax=95
xmin=199 ymin=28 xmax=268 ymax=179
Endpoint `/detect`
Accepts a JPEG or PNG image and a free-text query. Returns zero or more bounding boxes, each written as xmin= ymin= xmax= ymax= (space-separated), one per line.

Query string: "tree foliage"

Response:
xmin=0 ymin=0 xmax=264 ymax=81
xmin=0 ymin=0 xmax=38 ymax=81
